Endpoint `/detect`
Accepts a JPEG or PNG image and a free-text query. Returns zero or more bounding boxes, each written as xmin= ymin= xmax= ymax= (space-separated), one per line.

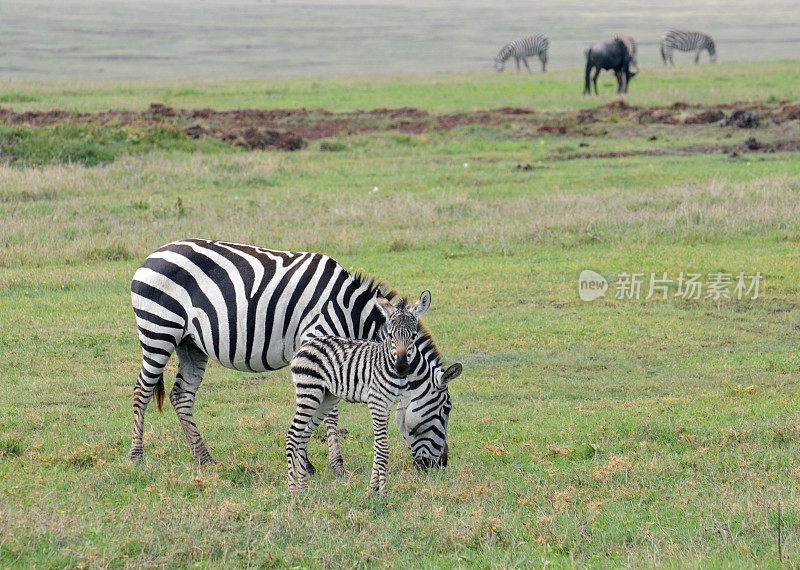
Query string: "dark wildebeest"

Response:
xmin=583 ymin=38 xmax=636 ymax=95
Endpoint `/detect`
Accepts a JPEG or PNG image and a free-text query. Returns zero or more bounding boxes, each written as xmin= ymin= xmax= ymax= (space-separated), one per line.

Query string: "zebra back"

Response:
xmin=495 ymin=34 xmax=549 ymax=67
xmin=131 ymin=238 xmax=459 ymax=467
xmin=662 ymin=30 xmax=715 ymax=55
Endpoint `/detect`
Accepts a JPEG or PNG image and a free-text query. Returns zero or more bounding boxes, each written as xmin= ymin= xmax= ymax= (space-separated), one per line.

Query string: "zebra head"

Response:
xmin=376 ymin=290 xmax=462 ymax=468
xmin=375 ymin=291 xmax=430 ymax=376
xmin=396 ymin=349 xmax=462 ymax=469
xmin=494 ymin=59 xmax=505 ymax=72
xmin=707 ymin=39 xmax=717 ymax=62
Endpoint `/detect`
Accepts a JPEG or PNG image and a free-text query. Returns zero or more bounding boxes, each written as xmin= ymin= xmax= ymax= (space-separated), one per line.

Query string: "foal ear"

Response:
xmin=436 ymin=363 xmax=462 ymax=389
xmin=375 ymin=296 xmax=396 ymax=319
xmin=411 ymin=290 xmax=431 ymax=319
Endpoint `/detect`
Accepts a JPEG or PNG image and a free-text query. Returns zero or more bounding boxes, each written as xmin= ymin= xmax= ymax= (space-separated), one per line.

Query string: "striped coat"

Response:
xmin=287 ymin=294 xmax=439 ymax=493
xmin=661 ymin=30 xmax=717 ymax=65
xmin=129 ymin=239 xmax=461 ymax=471
xmin=494 ymin=34 xmax=550 ymax=72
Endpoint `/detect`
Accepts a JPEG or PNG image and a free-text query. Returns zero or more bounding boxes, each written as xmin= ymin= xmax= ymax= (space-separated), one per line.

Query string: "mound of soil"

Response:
xmin=777 ymin=103 xmax=800 ymax=122
xmin=222 ymin=127 xmax=306 ymax=151
xmin=721 ymin=109 xmax=759 ymax=128
xmin=682 ymin=109 xmax=725 ymax=124
xmin=2 ymin=99 xmax=798 ymax=154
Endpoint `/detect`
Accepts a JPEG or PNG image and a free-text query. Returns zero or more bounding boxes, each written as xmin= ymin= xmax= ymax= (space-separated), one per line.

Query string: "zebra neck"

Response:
xmin=496 ymin=44 xmax=514 ymax=63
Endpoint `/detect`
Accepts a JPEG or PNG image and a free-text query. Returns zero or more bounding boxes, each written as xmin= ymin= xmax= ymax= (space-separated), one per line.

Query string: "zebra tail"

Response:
xmin=155 ymin=375 xmax=165 ymax=412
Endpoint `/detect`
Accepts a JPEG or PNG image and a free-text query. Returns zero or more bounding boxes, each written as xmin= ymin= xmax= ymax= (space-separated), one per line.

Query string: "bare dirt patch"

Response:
xmin=1 ymin=99 xmax=799 ymax=155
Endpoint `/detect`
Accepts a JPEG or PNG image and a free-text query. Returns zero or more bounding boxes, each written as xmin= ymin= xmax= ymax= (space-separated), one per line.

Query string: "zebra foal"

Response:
xmin=660 ymin=30 xmax=716 ymax=65
xmin=287 ymin=291 xmax=456 ymax=494
xmin=494 ymin=34 xmax=549 ymax=72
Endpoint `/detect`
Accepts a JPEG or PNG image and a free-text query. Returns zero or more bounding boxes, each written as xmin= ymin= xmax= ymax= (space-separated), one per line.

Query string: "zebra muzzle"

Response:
xmin=395 ymin=352 xmax=409 ymax=376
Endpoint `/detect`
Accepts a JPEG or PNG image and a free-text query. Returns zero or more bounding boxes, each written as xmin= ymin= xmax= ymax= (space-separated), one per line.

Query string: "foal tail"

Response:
xmin=154 ymin=375 xmax=165 ymax=412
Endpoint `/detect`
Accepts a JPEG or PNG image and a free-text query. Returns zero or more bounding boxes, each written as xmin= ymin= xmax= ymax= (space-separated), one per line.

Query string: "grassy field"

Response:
xmin=1 ymin=64 xmax=800 ymax=566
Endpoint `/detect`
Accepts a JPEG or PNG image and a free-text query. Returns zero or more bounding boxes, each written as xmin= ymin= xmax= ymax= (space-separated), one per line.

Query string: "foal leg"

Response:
xmin=171 ymin=340 xmax=214 ymax=464
xmin=368 ymin=401 xmax=391 ymax=494
xmin=324 ymin=406 xmax=346 ymax=477
xmin=287 ymin=385 xmax=338 ymax=492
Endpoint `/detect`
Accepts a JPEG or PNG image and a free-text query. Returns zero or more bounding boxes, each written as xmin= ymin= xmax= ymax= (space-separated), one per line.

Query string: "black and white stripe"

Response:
xmin=660 ymin=30 xmax=717 ymax=65
xmin=287 ymin=293 xmax=435 ymax=494
xmin=129 ymin=238 xmax=461 ymax=470
xmin=494 ymin=34 xmax=550 ymax=72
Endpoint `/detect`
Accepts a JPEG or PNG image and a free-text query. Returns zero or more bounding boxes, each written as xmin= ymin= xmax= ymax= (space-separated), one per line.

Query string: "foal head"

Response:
xmin=377 ymin=290 xmax=430 ymax=376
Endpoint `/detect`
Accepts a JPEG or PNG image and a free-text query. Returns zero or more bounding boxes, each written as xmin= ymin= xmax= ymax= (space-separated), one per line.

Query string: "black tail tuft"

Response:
xmin=155 ymin=375 xmax=165 ymax=413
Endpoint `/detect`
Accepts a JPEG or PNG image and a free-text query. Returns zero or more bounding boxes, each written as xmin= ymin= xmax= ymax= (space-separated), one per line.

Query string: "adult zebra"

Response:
xmin=494 ymin=34 xmax=549 ymax=72
xmin=129 ymin=238 xmax=461 ymax=471
xmin=660 ymin=30 xmax=716 ymax=65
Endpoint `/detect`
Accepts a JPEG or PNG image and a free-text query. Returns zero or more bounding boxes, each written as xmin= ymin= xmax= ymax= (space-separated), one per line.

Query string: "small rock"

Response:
xmin=744 ymin=137 xmax=762 ymax=151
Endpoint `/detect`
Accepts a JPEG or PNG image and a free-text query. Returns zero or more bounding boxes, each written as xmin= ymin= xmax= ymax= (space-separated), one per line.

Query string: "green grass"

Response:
xmin=3 ymin=60 xmax=799 ymax=113
xmin=0 ymin=124 xmax=229 ymax=167
xmin=1 ymin=63 xmax=800 ymax=567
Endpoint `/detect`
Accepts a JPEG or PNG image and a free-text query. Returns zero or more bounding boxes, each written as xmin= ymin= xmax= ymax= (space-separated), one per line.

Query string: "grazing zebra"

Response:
xmin=613 ymin=33 xmax=638 ymax=70
xmin=494 ymin=34 xmax=550 ymax=72
xmin=129 ymin=239 xmax=461 ymax=471
xmin=660 ymin=30 xmax=717 ymax=65
xmin=288 ymin=293 xmax=452 ymax=494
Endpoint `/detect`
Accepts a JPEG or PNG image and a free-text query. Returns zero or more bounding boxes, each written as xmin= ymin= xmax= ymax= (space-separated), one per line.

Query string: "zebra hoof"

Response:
xmin=305 ymin=460 xmax=316 ymax=476
xmin=329 ymin=458 xmax=345 ymax=477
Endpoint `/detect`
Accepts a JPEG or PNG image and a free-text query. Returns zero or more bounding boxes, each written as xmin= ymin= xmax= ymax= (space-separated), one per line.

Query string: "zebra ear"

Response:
xmin=436 ymin=363 xmax=462 ymax=389
xmin=375 ymin=296 xmax=396 ymax=319
xmin=411 ymin=290 xmax=431 ymax=319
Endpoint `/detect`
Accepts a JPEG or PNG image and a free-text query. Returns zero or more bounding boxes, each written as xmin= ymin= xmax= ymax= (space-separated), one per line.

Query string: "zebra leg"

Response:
xmin=129 ymin=343 xmax=175 ymax=461
xmin=324 ymin=406 xmax=346 ymax=477
xmin=367 ymin=401 xmax=391 ymax=494
xmin=286 ymin=405 xmax=312 ymax=492
xmin=287 ymin=385 xmax=337 ymax=492
xmin=171 ymin=340 xmax=214 ymax=465
xmin=521 ymin=57 xmax=531 ymax=72
xmin=514 ymin=57 xmax=520 ymax=72
xmin=540 ymin=52 xmax=547 ymax=72
xmin=694 ymin=49 xmax=701 ymax=64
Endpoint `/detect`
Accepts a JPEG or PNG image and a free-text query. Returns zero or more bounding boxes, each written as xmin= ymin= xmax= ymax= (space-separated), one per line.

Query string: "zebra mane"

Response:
xmin=349 ymin=269 xmax=443 ymax=367
xmin=349 ymin=270 xmax=398 ymax=302
xmin=496 ymin=43 xmax=514 ymax=62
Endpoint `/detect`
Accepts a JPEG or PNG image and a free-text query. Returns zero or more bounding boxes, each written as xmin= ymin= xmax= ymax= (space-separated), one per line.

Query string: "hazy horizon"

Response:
xmin=2 ymin=0 xmax=798 ymax=80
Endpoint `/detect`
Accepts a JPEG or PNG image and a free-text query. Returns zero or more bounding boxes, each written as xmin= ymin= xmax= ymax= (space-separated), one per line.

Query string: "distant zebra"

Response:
xmin=129 ymin=239 xmax=461 ymax=471
xmin=613 ymin=33 xmax=638 ymax=70
xmin=660 ymin=30 xmax=717 ymax=65
xmin=494 ymin=34 xmax=550 ymax=72
xmin=288 ymin=293 xmax=451 ymax=494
